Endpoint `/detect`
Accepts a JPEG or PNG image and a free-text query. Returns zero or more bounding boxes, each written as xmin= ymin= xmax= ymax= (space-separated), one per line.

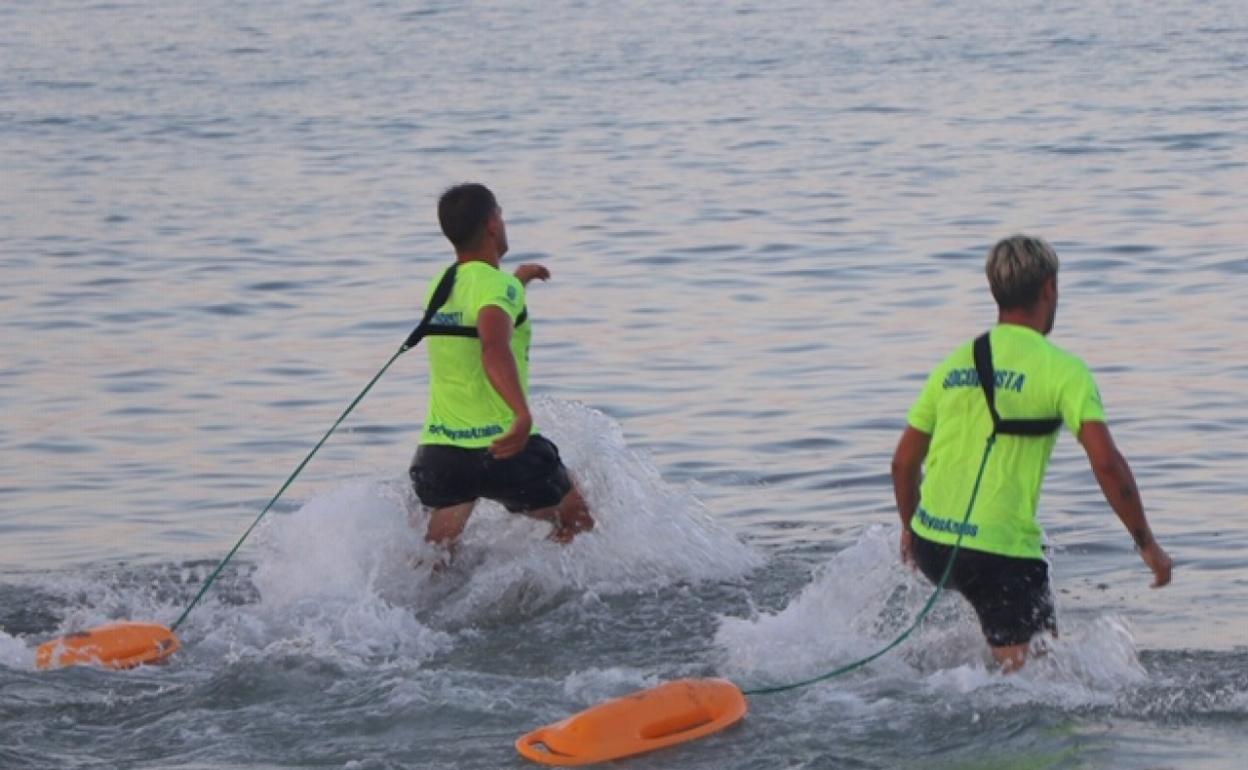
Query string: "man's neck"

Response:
xmin=455 ymin=249 xmax=500 ymax=268
xmin=997 ymin=309 xmax=1047 ymax=335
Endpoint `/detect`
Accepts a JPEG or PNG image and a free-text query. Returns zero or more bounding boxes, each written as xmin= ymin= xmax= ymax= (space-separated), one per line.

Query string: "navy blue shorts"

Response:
xmin=409 ymin=434 xmax=572 ymax=513
xmin=910 ymin=530 xmax=1057 ymax=647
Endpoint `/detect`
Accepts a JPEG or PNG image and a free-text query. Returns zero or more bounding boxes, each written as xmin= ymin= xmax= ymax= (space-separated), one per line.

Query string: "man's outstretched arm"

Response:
xmin=1078 ymin=420 xmax=1173 ymax=587
xmin=513 ymin=263 xmax=550 ymax=285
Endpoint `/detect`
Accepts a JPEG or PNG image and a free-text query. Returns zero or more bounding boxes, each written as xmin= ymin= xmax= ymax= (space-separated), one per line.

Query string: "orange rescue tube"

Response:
xmin=36 ymin=622 xmax=181 ymax=670
xmin=516 ymin=678 xmax=747 ymax=766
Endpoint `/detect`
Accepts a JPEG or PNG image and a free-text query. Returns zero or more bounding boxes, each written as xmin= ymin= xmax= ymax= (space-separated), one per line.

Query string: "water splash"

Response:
xmin=529 ymin=397 xmax=764 ymax=589
xmin=716 ymin=525 xmax=930 ymax=685
xmin=15 ymin=399 xmax=759 ymax=675
xmin=0 ymin=629 xmax=35 ymax=670
xmin=716 ymin=525 xmax=1148 ymax=702
xmin=193 ymin=398 xmax=760 ymax=663
xmin=561 ymin=666 xmax=662 ymax=703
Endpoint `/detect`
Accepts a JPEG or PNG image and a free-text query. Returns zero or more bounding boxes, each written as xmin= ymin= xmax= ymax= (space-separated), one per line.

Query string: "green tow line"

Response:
xmin=169 ymin=265 xmax=467 ymax=632
xmin=169 ymin=290 xmax=996 ymax=697
xmin=742 ymin=434 xmax=997 ymax=696
xmin=170 ymin=346 xmax=410 ymax=633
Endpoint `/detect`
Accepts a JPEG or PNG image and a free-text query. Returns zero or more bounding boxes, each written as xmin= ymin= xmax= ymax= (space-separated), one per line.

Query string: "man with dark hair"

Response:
xmin=437 ymin=183 xmax=500 ymax=250
xmin=891 ymin=235 xmax=1172 ymax=671
xmin=409 ymin=183 xmax=593 ymax=556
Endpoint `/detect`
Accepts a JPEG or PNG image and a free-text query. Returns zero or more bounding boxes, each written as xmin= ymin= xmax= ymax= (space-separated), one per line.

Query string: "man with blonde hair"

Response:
xmin=891 ymin=235 xmax=1172 ymax=671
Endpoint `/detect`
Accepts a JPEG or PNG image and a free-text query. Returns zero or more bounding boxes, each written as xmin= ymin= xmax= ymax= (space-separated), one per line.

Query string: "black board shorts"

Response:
xmin=910 ymin=530 xmax=1057 ymax=647
xmin=410 ymin=434 xmax=572 ymax=513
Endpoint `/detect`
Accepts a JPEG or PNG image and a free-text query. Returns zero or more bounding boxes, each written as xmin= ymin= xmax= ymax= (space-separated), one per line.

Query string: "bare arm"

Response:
xmin=478 ymin=305 xmax=531 ymax=459
xmin=1078 ymin=420 xmax=1172 ymax=587
xmin=513 ymin=263 xmax=550 ymax=286
xmin=891 ymin=426 xmax=931 ymax=563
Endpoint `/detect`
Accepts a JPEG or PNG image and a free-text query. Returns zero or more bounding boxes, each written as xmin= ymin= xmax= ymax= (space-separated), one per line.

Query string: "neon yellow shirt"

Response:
xmin=418 ymin=261 xmax=534 ymax=448
xmin=907 ymin=324 xmax=1105 ymax=559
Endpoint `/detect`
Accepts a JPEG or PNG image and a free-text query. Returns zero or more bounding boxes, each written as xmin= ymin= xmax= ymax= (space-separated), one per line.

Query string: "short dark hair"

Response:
xmin=438 ymin=183 xmax=497 ymax=250
xmin=985 ymin=235 xmax=1059 ymax=310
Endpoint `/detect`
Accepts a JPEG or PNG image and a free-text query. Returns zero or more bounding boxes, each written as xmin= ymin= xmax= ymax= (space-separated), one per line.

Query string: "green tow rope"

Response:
xmin=741 ymin=434 xmax=997 ymax=696
xmin=170 ymin=346 xmax=409 ymax=633
xmin=169 ymin=265 xmax=469 ymax=632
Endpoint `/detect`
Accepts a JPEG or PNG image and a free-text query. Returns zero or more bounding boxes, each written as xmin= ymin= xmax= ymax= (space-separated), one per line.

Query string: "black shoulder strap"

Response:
xmin=401 ymin=264 xmax=528 ymax=350
xmin=972 ymin=332 xmax=1062 ymax=437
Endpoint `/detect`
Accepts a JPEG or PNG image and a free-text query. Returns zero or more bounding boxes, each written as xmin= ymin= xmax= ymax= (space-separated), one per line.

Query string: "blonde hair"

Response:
xmin=985 ymin=235 xmax=1059 ymax=309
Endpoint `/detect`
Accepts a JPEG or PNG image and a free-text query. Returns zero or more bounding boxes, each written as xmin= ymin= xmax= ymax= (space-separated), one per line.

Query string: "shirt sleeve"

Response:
xmin=1057 ymin=356 xmax=1106 ymax=435
xmin=906 ymin=365 xmax=944 ymax=434
xmin=471 ymin=271 xmax=523 ymax=323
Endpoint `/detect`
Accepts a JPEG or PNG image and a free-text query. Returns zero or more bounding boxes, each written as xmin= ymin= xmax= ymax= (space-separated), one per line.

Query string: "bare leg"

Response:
xmin=525 ymin=484 xmax=594 ymax=544
xmin=990 ymin=643 xmax=1029 ymax=673
xmin=990 ymin=620 xmax=1057 ymax=673
xmin=422 ymin=501 xmax=476 ymax=562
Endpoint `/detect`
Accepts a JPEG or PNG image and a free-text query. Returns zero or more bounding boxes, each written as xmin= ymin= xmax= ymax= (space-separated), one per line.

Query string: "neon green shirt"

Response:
xmin=907 ymin=324 xmax=1105 ymax=559
xmin=418 ymin=261 xmax=535 ymax=448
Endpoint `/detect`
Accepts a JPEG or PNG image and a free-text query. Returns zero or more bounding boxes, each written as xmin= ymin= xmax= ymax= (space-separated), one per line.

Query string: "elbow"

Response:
xmin=1090 ymin=457 xmax=1117 ymax=479
xmin=480 ymin=342 xmax=508 ymax=368
xmin=1090 ymin=450 xmax=1128 ymax=483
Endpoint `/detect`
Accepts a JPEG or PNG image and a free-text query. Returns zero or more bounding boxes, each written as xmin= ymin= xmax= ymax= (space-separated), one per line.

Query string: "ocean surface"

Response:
xmin=2 ymin=1 xmax=1246 ymax=768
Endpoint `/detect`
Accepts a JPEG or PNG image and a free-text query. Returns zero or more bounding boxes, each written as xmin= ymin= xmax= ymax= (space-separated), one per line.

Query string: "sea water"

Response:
xmin=2 ymin=1 xmax=1246 ymax=768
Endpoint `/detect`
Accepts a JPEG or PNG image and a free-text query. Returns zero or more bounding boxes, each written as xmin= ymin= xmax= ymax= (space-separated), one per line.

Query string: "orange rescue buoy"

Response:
xmin=36 ymin=622 xmax=181 ymax=670
xmin=516 ymin=678 xmax=747 ymax=766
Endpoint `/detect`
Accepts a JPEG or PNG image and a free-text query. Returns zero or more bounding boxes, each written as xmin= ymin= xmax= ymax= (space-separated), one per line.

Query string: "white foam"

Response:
xmin=0 ymin=628 xmax=36 ymax=670
xmin=23 ymin=399 xmax=758 ymax=674
xmin=189 ymin=398 xmax=760 ymax=664
xmin=25 ymin=565 xmax=190 ymax=660
xmin=716 ymin=524 xmax=1148 ymax=705
xmin=716 ymin=525 xmax=926 ymax=685
xmin=561 ymin=666 xmax=662 ymax=704
xmin=918 ymin=614 xmax=1145 ymax=707
xmin=187 ymin=477 xmax=452 ymax=669
xmin=524 ymin=397 xmax=764 ymax=589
